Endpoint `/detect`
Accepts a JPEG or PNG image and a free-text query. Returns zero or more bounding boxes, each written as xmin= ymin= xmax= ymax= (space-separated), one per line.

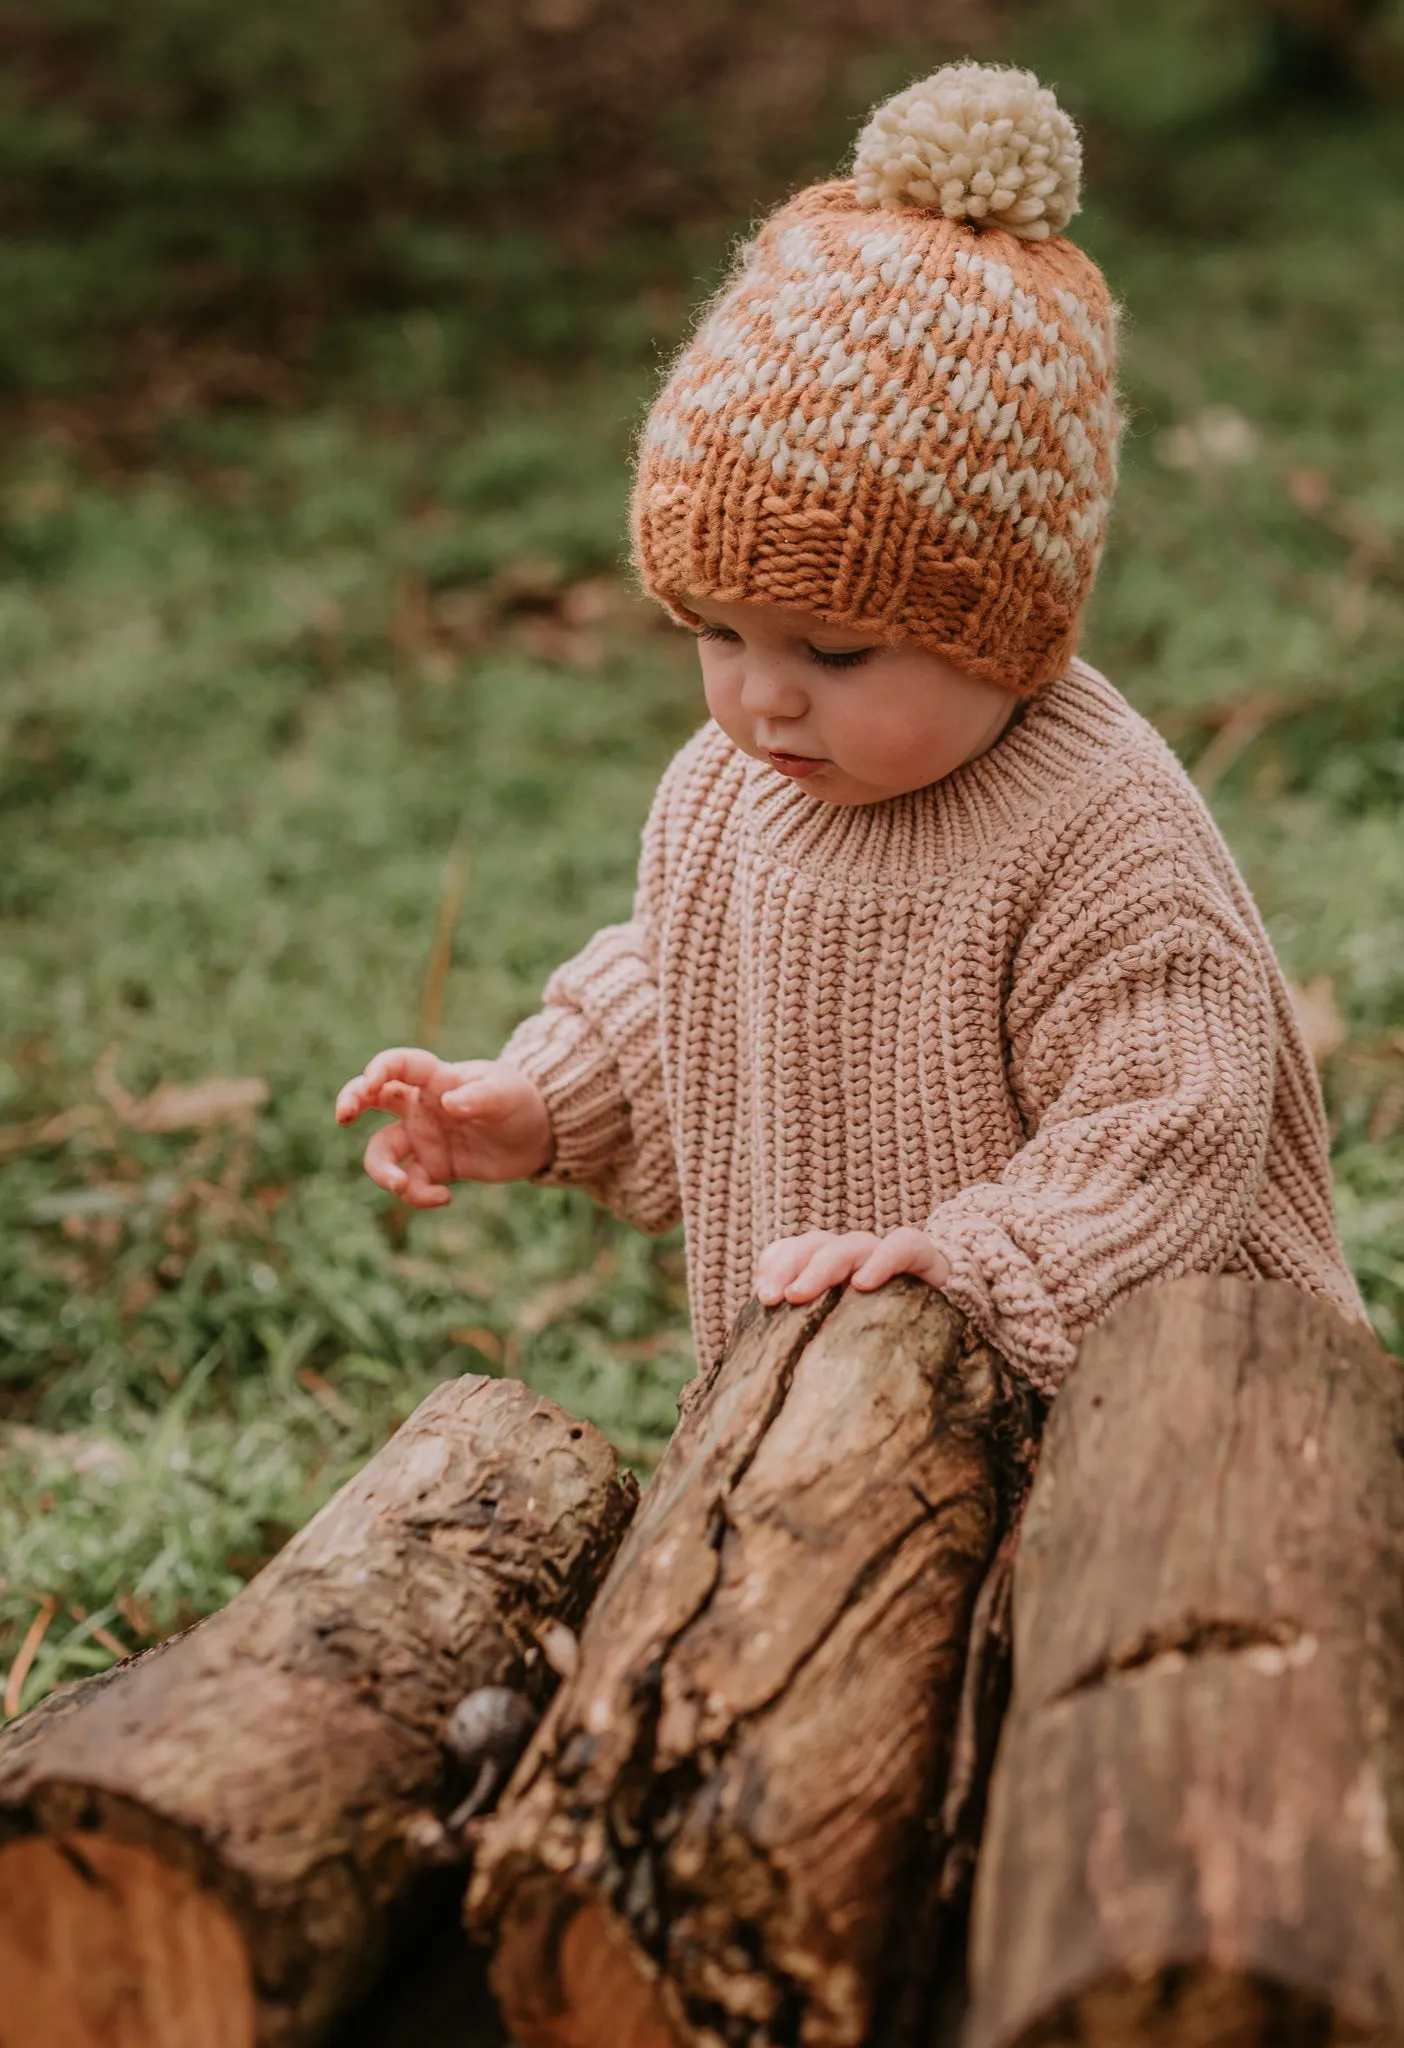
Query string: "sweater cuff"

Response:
xmin=499 ymin=1003 xmax=633 ymax=1192
xmin=924 ymin=1190 xmax=1078 ymax=1399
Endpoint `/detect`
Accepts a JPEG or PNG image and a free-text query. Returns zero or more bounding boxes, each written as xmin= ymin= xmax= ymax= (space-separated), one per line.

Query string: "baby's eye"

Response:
xmin=696 ymin=622 xmax=742 ymax=645
xmin=806 ymin=644 xmax=874 ymax=671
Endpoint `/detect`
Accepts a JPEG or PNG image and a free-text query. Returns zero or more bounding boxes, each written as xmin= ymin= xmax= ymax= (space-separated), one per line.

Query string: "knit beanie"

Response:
xmin=631 ymin=63 xmax=1121 ymax=697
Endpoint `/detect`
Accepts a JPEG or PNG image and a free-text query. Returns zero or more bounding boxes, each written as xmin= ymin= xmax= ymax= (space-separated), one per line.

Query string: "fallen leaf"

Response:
xmin=560 ymin=575 xmax=616 ymax=628
xmin=122 ymin=1274 xmax=160 ymax=1318
xmin=1158 ymin=406 xmax=1258 ymax=471
xmin=449 ymin=1324 xmax=505 ymax=1364
xmin=297 ymin=1365 xmax=357 ymax=1426
xmin=519 ymin=616 xmax=604 ymax=670
xmin=0 ymin=1104 xmax=104 ymax=1158
xmin=116 ymin=1593 xmax=156 ymax=1641
xmin=1369 ymin=1084 xmax=1404 ymax=1144
xmin=490 ymin=558 xmax=564 ymax=611
xmin=106 ymin=1074 xmax=269 ymax=1134
xmin=1 ymin=1426 xmax=134 ymax=1478
xmin=517 ymin=1267 xmax=608 ymax=1336
xmin=1286 ymin=466 xmax=1331 ymax=514
xmin=1288 ymin=976 xmax=1347 ymax=1068
xmin=69 ymin=1604 xmax=129 ymax=1661
xmin=431 ymin=588 xmax=490 ymax=649
xmin=27 ymin=1177 xmax=178 ymax=1224
xmin=611 ymin=1332 xmax=692 ymax=1362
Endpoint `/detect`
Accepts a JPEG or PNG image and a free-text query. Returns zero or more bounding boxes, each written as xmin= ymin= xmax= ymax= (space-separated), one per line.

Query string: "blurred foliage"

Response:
xmin=8 ymin=0 xmax=1401 ymax=400
xmin=0 ymin=0 xmax=997 ymax=398
xmin=1 ymin=0 xmax=1403 ymax=1709
xmin=0 ymin=387 xmax=700 ymax=1702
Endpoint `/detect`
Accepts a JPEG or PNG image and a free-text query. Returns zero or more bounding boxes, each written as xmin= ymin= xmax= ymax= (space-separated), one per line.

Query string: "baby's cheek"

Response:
xmin=835 ymin=702 xmax=956 ymax=786
xmin=700 ymin=665 xmax=748 ymax=747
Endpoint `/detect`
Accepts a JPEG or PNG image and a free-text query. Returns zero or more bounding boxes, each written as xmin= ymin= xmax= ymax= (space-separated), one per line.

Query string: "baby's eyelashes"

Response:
xmin=804 ymin=644 xmax=872 ymax=671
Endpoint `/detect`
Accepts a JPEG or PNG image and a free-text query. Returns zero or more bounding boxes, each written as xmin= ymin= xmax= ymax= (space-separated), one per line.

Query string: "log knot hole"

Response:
xmin=1054 ymin=1617 xmax=1315 ymax=1703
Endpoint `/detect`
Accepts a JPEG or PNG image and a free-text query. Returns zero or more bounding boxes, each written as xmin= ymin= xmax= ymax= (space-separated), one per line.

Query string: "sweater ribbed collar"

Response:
xmin=736 ymin=660 xmax=1137 ymax=886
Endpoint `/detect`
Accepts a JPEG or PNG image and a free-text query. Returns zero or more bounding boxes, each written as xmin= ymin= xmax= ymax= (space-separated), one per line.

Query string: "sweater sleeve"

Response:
xmin=922 ymin=802 xmax=1279 ymax=1396
xmin=496 ymin=751 xmax=686 ymax=1237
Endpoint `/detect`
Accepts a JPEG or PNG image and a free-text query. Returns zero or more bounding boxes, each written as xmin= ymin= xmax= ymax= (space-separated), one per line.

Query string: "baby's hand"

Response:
xmin=335 ymin=1049 xmax=553 ymax=1207
xmin=755 ymin=1228 xmax=951 ymax=1306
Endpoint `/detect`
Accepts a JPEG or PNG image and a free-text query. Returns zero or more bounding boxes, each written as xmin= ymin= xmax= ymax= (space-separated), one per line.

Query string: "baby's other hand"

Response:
xmin=755 ymin=1228 xmax=951 ymax=1306
xmin=335 ymin=1049 xmax=553 ymax=1206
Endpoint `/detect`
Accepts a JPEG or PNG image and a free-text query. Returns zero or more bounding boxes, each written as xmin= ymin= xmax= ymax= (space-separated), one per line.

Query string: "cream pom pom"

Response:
xmin=853 ymin=62 xmax=1081 ymax=240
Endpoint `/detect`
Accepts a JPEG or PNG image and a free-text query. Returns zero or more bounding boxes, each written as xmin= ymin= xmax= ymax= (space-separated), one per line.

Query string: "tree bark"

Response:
xmin=0 ymin=1374 xmax=638 ymax=2048
xmin=965 ymin=1275 xmax=1404 ymax=2048
xmin=470 ymin=1281 xmax=1037 ymax=2048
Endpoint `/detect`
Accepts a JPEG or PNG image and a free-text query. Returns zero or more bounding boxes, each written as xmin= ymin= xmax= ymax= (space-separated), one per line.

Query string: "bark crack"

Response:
xmin=56 ymin=1837 xmax=108 ymax=1891
xmin=613 ymin=1293 xmax=841 ymax=1766
xmin=1052 ymin=1616 xmax=1305 ymax=1702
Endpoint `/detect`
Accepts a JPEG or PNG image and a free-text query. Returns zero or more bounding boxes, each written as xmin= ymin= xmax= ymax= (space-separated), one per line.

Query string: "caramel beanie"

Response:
xmin=631 ymin=63 xmax=1121 ymax=697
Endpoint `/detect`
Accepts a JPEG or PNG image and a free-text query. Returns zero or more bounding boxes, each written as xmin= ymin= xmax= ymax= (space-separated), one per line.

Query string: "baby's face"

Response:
xmin=684 ymin=595 xmax=1016 ymax=806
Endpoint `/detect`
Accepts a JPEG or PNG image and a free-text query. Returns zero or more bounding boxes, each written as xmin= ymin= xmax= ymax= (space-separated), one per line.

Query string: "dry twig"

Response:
xmin=3 ymin=1596 xmax=58 ymax=1720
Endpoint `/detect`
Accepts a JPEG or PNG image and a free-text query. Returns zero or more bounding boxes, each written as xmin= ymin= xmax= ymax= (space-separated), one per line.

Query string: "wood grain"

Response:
xmin=966 ymin=1276 xmax=1404 ymax=2048
xmin=0 ymin=1833 xmax=254 ymax=2048
xmin=0 ymin=1375 xmax=637 ymax=2048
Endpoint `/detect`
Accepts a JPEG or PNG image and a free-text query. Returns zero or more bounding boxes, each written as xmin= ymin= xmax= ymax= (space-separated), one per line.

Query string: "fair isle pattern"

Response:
xmin=633 ymin=181 xmax=1120 ymax=697
xmin=503 ymin=664 xmax=1364 ymax=1393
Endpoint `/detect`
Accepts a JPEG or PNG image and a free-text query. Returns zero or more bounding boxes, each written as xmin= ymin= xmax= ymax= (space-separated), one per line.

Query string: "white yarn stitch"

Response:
xmin=853 ymin=63 xmax=1082 ymax=240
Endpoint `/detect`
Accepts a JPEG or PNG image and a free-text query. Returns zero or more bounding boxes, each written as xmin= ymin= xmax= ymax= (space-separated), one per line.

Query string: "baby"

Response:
xmin=337 ymin=63 xmax=1363 ymax=1397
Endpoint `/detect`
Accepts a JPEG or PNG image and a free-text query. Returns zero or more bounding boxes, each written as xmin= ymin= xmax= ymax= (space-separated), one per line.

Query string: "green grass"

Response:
xmin=3 ymin=32 xmax=1403 ymax=1711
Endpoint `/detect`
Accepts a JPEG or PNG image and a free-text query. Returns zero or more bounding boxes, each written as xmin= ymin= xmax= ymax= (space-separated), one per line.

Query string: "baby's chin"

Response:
xmin=759 ymin=752 xmax=935 ymax=806
xmin=812 ymin=772 xmax=936 ymax=806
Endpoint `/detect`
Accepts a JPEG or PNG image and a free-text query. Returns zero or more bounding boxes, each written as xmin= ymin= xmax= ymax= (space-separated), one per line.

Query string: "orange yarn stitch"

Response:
xmin=632 ymin=66 xmax=1122 ymax=696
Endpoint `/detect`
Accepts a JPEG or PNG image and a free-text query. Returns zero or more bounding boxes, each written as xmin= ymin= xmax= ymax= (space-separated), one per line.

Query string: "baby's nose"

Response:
xmin=739 ymin=659 xmax=808 ymax=722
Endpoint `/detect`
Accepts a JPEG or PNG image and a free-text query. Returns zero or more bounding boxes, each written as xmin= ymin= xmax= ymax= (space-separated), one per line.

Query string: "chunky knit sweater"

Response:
xmin=501 ymin=661 xmax=1363 ymax=1393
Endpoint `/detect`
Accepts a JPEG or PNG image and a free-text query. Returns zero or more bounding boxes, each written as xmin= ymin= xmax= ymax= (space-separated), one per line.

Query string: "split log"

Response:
xmin=0 ymin=1374 xmax=638 ymax=2048
xmin=966 ymin=1275 xmax=1404 ymax=2048
xmin=470 ymin=1280 xmax=1037 ymax=2048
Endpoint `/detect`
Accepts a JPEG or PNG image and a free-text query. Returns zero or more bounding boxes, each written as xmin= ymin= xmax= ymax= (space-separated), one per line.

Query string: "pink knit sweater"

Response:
xmin=502 ymin=661 xmax=1363 ymax=1393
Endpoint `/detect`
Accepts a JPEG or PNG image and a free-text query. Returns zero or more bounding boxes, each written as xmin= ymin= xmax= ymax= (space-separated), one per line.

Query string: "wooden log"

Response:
xmin=0 ymin=1374 xmax=638 ymax=2048
xmin=469 ymin=1281 xmax=1037 ymax=2048
xmin=966 ymin=1275 xmax=1404 ymax=2048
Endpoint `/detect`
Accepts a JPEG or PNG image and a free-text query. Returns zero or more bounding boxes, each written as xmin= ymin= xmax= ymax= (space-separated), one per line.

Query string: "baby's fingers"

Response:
xmin=851 ymin=1230 xmax=951 ymax=1292
xmin=363 ymin=1121 xmax=412 ymax=1194
xmin=363 ymin=1123 xmax=452 ymax=1207
xmin=335 ymin=1074 xmax=374 ymax=1124
xmin=336 ymin=1047 xmax=446 ymax=1124
xmin=755 ymin=1231 xmax=842 ymax=1306
xmin=781 ymin=1233 xmax=878 ymax=1303
xmin=441 ymin=1072 xmax=514 ymax=1122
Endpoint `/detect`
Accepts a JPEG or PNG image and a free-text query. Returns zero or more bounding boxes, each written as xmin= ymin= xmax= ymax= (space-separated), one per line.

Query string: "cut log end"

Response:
xmin=492 ymin=1886 xmax=685 ymax=2048
xmin=0 ymin=1376 xmax=639 ymax=2048
xmin=0 ymin=1832 xmax=256 ymax=2048
xmin=1015 ymin=1965 xmax=1376 ymax=2047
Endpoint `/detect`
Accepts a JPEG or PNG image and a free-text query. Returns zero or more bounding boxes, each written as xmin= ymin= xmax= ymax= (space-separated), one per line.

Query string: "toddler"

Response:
xmin=337 ymin=63 xmax=1363 ymax=1397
